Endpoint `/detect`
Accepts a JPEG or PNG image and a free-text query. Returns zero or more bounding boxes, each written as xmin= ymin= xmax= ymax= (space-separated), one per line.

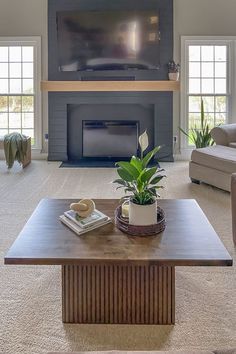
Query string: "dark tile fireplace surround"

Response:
xmin=49 ymin=92 xmax=173 ymax=162
xmin=48 ymin=0 xmax=174 ymax=163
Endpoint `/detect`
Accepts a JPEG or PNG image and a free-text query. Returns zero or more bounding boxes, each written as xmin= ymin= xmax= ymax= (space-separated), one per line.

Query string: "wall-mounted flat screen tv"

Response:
xmin=57 ymin=10 xmax=160 ymax=72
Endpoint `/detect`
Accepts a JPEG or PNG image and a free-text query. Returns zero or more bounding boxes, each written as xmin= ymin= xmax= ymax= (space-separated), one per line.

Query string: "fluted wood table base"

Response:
xmin=62 ymin=264 xmax=175 ymax=324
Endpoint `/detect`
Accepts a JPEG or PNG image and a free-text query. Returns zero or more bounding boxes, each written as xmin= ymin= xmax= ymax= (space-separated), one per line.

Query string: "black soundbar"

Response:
xmin=81 ymin=76 xmax=135 ymax=81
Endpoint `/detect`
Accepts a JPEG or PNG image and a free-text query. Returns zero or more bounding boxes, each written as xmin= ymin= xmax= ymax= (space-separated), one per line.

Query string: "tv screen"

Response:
xmin=57 ymin=10 xmax=160 ymax=72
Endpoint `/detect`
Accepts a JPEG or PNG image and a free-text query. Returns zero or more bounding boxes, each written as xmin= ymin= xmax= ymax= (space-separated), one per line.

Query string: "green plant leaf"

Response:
xmin=140 ymin=166 xmax=157 ymax=183
xmin=124 ymin=187 xmax=135 ymax=193
xmin=142 ymin=146 xmax=161 ymax=168
xmin=136 ymin=178 xmax=144 ymax=193
xmin=116 ymin=186 xmax=124 ymax=190
xmin=201 ymin=98 xmax=204 ymax=130
xmin=117 ymin=167 xmax=134 ymax=182
xmin=116 ymin=161 xmax=140 ymax=179
xmin=149 ymin=188 xmax=157 ymax=197
xmin=112 ymin=179 xmax=127 ymax=186
xmin=130 ymin=156 xmax=143 ymax=172
xmin=149 ymin=187 xmax=160 ymax=198
xmin=150 ymin=175 xmax=165 ymax=185
xmin=179 ymin=127 xmax=190 ymax=138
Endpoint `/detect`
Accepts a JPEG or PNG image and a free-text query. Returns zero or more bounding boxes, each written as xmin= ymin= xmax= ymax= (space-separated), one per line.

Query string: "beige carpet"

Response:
xmin=0 ymin=161 xmax=235 ymax=354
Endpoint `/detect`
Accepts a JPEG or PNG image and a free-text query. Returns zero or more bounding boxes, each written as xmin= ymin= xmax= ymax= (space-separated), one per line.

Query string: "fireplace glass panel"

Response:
xmin=82 ymin=120 xmax=138 ymax=158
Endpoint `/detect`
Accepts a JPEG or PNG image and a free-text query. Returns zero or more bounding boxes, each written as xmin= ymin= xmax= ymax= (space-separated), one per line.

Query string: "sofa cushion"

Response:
xmin=191 ymin=145 xmax=236 ymax=174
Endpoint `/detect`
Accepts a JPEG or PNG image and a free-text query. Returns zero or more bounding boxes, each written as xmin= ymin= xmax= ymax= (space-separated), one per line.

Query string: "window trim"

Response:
xmin=180 ymin=36 xmax=236 ymax=151
xmin=0 ymin=36 xmax=42 ymax=150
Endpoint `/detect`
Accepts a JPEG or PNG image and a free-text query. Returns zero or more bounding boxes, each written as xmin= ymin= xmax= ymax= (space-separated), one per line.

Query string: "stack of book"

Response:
xmin=59 ymin=209 xmax=112 ymax=235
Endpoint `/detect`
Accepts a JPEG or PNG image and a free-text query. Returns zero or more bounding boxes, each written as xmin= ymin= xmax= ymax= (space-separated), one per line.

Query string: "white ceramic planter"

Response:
xmin=168 ymin=72 xmax=179 ymax=81
xmin=129 ymin=199 xmax=157 ymax=226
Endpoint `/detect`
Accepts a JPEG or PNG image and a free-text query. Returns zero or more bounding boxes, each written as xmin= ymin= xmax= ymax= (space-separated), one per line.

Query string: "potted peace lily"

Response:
xmin=113 ymin=131 xmax=165 ymax=226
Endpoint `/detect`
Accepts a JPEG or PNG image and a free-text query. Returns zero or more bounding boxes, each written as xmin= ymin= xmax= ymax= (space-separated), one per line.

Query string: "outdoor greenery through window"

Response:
xmin=187 ymin=44 xmax=228 ymax=144
xmin=0 ymin=45 xmax=35 ymax=144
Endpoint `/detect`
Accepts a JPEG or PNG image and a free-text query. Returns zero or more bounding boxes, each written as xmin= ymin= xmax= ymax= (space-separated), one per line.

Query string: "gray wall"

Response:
xmin=0 ymin=0 xmax=48 ymax=152
xmin=1 ymin=0 xmax=236 ymax=153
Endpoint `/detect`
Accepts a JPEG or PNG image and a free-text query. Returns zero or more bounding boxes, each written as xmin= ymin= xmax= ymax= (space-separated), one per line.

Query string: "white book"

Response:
xmin=64 ymin=209 xmax=108 ymax=229
xmin=59 ymin=214 xmax=112 ymax=236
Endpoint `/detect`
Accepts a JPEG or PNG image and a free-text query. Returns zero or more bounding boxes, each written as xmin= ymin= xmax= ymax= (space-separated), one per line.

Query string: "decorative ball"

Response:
xmin=70 ymin=199 xmax=95 ymax=218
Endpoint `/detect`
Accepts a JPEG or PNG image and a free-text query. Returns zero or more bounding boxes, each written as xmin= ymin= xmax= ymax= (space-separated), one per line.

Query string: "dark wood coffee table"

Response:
xmin=4 ymin=199 xmax=232 ymax=325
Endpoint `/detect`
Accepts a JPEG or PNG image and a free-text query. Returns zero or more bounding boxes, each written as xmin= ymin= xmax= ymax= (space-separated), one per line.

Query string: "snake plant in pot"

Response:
xmin=113 ymin=131 xmax=165 ymax=226
xmin=179 ymin=99 xmax=214 ymax=148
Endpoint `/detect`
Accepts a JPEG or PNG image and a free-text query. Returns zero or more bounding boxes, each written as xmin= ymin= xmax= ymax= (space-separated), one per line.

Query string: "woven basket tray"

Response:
xmin=115 ymin=205 xmax=166 ymax=236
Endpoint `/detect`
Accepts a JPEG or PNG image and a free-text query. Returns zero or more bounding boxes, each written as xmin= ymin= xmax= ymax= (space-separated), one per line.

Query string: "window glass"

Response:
xmin=0 ymin=45 xmax=35 ymax=143
xmin=187 ymin=44 xmax=228 ymax=142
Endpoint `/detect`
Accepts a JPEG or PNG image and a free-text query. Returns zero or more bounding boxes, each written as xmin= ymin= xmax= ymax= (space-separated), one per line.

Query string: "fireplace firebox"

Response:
xmin=82 ymin=121 xmax=139 ymax=160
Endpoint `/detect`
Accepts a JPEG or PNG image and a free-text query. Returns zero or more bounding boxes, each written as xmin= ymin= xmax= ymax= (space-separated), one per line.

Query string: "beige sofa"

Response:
xmin=189 ymin=124 xmax=236 ymax=191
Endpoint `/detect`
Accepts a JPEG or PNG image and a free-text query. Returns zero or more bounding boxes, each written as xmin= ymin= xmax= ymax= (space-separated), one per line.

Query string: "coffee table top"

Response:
xmin=4 ymin=198 xmax=232 ymax=267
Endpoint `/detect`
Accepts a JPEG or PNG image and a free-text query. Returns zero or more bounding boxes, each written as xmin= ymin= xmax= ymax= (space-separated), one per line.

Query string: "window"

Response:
xmin=181 ymin=37 xmax=234 ymax=149
xmin=0 ymin=37 xmax=41 ymax=148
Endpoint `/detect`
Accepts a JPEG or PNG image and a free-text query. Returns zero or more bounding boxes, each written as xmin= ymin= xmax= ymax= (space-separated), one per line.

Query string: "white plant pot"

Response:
xmin=129 ymin=199 xmax=157 ymax=226
xmin=168 ymin=72 xmax=179 ymax=81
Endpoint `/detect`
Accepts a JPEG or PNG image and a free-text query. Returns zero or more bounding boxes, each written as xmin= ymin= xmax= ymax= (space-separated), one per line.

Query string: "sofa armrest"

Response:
xmin=211 ymin=124 xmax=236 ymax=146
xmin=231 ymin=174 xmax=236 ymax=245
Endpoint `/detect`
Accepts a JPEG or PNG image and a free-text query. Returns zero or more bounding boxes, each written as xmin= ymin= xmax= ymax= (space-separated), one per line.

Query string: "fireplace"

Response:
xmin=48 ymin=91 xmax=173 ymax=163
xmin=67 ymin=103 xmax=155 ymax=162
xmin=47 ymin=0 xmax=174 ymax=164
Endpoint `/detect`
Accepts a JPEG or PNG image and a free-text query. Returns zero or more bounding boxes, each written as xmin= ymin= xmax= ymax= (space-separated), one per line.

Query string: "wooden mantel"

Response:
xmin=40 ymin=80 xmax=180 ymax=92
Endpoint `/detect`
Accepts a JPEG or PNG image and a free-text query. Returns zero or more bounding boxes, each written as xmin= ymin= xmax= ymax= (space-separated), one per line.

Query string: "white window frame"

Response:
xmin=180 ymin=36 xmax=236 ymax=152
xmin=0 ymin=36 xmax=42 ymax=150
